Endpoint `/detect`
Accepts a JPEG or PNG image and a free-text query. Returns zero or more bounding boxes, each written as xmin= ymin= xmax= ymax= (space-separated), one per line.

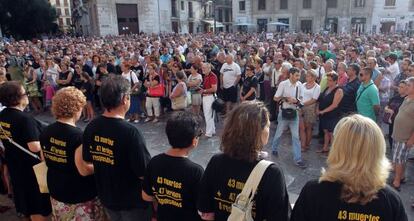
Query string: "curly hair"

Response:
xmin=51 ymin=87 xmax=86 ymax=119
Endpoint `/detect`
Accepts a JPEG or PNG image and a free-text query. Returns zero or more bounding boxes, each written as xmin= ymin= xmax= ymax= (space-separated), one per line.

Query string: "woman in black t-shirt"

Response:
xmin=240 ymin=65 xmax=258 ymax=101
xmin=198 ymin=101 xmax=290 ymax=221
xmin=39 ymin=87 xmax=106 ymax=220
xmin=0 ymin=81 xmax=51 ymax=220
xmin=291 ymin=114 xmax=408 ymax=221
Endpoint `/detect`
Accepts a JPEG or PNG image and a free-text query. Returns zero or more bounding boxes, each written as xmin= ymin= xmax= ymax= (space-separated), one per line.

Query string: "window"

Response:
xmin=218 ymin=9 xmax=223 ymax=21
xmin=327 ymin=0 xmax=337 ymax=8
xmin=188 ymin=2 xmax=193 ymax=18
xmin=303 ymin=0 xmax=312 ymax=9
xmin=239 ymin=1 xmax=246 ymax=11
xmin=181 ymin=1 xmax=184 ymax=10
xmin=258 ymin=0 xmax=266 ymax=10
xmin=257 ymin=19 xmax=268 ymax=32
xmin=277 ymin=18 xmax=289 ymax=32
xmin=65 ymin=8 xmax=69 ymax=16
xmin=66 ymin=18 xmax=71 ymax=26
xmin=58 ymin=18 xmax=63 ymax=26
xmin=56 ymin=8 xmax=61 ymax=16
xmin=189 ymin=22 xmax=194 ymax=33
xmin=280 ymin=0 xmax=288 ymax=9
xmin=225 ymin=9 xmax=230 ymax=22
xmin=385 ymin=0 xmax=396 ymax=6
xmin=300 ymin=19 xmax=312 ymax=33
xmin=172 ymin=0 xmax=177 ymax=17
xmin=354 ymin=0 xmax=365 ymax=7
xmin=56 ymin=0 xmax=60 ymax=6
xmin=64 ymin=0 xmax=68 ymax=7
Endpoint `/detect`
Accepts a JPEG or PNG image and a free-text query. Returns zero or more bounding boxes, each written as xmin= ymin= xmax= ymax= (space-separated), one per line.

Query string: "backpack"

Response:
xmin=227 ymin=160 xmax=273 ymax=221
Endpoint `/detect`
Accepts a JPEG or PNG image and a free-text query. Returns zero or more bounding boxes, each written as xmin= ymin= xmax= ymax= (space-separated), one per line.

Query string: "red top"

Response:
xmin=203 ymin=72 xmax=217 ymax=90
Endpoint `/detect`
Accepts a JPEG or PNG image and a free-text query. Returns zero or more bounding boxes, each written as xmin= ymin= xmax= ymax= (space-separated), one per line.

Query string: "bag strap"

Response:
xmin=236 ymin=160 xmax=273 ymax=206
xmin=0 ymin=124 xmax=41 ymax=160
xmin=356 ymin=83 xmax=373 ymax=102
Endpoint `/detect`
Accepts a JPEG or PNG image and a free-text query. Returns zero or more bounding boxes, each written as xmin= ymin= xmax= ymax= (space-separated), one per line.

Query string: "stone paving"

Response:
xmin=0 ymin=113 xmax=413 ymax=220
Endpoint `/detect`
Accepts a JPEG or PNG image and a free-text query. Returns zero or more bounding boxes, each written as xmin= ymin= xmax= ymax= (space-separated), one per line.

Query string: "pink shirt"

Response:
xmin=338 ymin=72 xmax=349 ymax=87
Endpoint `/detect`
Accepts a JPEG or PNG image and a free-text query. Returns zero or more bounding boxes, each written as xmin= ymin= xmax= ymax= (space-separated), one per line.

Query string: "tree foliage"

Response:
xmin=0 ymin=0 xmax=58 ymax=39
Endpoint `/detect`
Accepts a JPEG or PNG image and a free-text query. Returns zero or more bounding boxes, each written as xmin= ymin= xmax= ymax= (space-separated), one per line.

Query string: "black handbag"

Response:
xmin=280 ymin=86 xmax=298 ymax=120
xmin=212 ymin=95 xmax=225 ymax=113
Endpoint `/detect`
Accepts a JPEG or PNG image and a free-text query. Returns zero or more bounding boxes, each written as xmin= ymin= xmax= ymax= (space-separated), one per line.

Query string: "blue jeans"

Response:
xmin=271 ymin=111 xmax=302 ymax=163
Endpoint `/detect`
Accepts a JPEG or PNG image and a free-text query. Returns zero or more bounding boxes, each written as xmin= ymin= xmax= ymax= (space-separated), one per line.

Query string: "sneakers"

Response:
xmin=133 ymin=119 xmax=140 ymax=124
xmin=152 ymin=118 xmax=159 ymax=123
xmin=295 ymin=161 xmax=307 ymax=169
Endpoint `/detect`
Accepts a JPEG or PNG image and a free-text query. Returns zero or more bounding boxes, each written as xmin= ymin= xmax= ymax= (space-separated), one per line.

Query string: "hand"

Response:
xmin=287 ymin=98 xmax=297 ymax=104
xmin=318 ymin=110 xmax=324 ymax=115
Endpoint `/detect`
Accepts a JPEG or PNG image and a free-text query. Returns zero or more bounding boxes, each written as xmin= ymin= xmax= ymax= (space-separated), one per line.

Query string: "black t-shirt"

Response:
xmin=71 ymin=72 xmax=83 ymax=89
xmin=83 ymin=116 xmax=151 ymax=210
xmin=340 ymin=78 xmax=361 ymax=114
xmin=291 ymin=180 xmax=407 ymax=221
xmin=39 ymin=122 xmax=96 ymax=204
xmin=0 ymin=108 xmax=41 ymax=169
xmin=197 ymin=153 xmax=290 ymax=221
xmin=242 ymin=75 xmax=258 ymax=100
xmin=143 ymin=153 xmax=204 ymax=221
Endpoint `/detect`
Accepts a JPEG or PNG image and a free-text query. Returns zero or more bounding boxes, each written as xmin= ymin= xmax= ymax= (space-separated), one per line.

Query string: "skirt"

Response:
xmin=51 ymin=197 xmax=107 ymax=221
xmin=302 ymin=104 xmax=317 ymax=124
xmin=25 ymin=82 xmax=42 ymax=97
xmin=191 ymin=93 xmax=202 ymax=106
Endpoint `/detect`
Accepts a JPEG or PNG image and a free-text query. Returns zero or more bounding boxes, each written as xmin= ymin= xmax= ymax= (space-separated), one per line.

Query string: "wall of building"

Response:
xmin=49 ymin=0 xmax=72 ymax=32
xmin=83 ymin=0 xmax=204 ymax=36
xmin=233 ymin=0 xmax=374 ymax=34
xmin=371 ymin=0 xmax=414 ymax=33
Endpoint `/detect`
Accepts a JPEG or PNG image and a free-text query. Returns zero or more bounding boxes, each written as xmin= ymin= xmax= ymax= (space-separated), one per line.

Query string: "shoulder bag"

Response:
xmin=280 ymin=86 xmax=298 ymax=120
xmin=171 ymin=83 xmax=188 ymax=110
xmin=227 ymin=160 xmax=273 ymax=221
xmin=0 ymin=124 xmax=48 ymax=193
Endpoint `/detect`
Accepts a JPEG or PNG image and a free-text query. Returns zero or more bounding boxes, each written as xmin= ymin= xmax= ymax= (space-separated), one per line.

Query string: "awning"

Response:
xmin=267 ymin=22 xmax=289 ymax=26
xmin=234 ymin=22 xmax=255 ymax=26
xmin=202 ymin=20 xmax=225 ymax=28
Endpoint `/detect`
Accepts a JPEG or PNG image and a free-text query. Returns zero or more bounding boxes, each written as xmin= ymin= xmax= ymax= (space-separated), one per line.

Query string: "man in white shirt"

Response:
xmin=271 ymin=67 xmax=306 ymax=168
xmin=386 ymin=53 xmax=400 ymax=81
xmin=220 ymin=54 xmax=241 ymax=114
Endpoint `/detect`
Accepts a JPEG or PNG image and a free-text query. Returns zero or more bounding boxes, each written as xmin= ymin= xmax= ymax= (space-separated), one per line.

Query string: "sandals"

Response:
xmin=316 ymin=149 xmax=329 ymax=154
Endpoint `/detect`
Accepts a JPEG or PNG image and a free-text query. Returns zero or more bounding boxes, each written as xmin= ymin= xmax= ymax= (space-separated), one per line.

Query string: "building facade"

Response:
xmin=49 ymin=0 xmax=73 ymax=32
xmin=81 ymin=0 xmax=204 ymax=36
xmin=371 ymin=0 xmax=414 ymax=34
xmin=233 ymin=0 xmax=374 ymax=34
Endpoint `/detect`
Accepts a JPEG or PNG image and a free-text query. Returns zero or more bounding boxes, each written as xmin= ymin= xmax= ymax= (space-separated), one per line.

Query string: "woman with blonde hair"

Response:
xmin=198 ymin=101 xmax=290 ymax=221
xmin=40 ymin=87 xmax=106 ymax=220
xmin=291 ymin=114 xmax=407 ymax=221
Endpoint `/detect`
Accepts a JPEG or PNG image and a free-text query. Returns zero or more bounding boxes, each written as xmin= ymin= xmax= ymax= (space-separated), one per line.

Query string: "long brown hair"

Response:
xmin=220 ymin=101 xmax=269 ymax=162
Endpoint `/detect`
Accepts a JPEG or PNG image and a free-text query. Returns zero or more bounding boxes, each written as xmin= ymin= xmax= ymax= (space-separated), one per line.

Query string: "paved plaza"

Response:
xmin=0 ymin=112 xmax=413 ymax=220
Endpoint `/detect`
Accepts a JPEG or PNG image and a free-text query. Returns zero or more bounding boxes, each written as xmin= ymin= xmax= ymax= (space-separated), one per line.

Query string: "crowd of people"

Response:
xmin=0 ymin=31 xmax=413 ymax=220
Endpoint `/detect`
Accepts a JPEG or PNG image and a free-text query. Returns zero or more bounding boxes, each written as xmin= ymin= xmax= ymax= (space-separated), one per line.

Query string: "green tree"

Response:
xmin=0 ymin=0 xmax=58 ymax=39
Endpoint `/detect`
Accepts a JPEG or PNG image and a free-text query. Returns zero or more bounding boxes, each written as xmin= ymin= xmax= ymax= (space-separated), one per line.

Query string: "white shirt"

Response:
xmin=302 ymin=83 xmax=321 ymax=103
xmin=274 ymin=79 xmax=304 ymax=109
xmin=220 ymin=62 xmax=241 ymax=89
xmin=122 ymin=71 xmax=139 ymax=84
xmin=271 ymin=68 xmax=282 ymax=88
xmin=386 ymin=62 xmax=400 ymax=81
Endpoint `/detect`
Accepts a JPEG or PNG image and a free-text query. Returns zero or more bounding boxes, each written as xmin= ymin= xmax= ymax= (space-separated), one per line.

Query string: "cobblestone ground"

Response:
xmin=0 ymin=113 xmax=413 ymax=220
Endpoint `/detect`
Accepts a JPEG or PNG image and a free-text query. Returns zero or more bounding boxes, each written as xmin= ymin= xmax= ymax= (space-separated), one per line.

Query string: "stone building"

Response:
xmin=49 ymin=0 xmax=73 ymax=32
xmin=371 ymin=0 xmax=414 ymax=34
xmin=232 ymin=0 xmax=374 ymax=34
xmin=81 ymin=0 xmax=204 ymax=36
